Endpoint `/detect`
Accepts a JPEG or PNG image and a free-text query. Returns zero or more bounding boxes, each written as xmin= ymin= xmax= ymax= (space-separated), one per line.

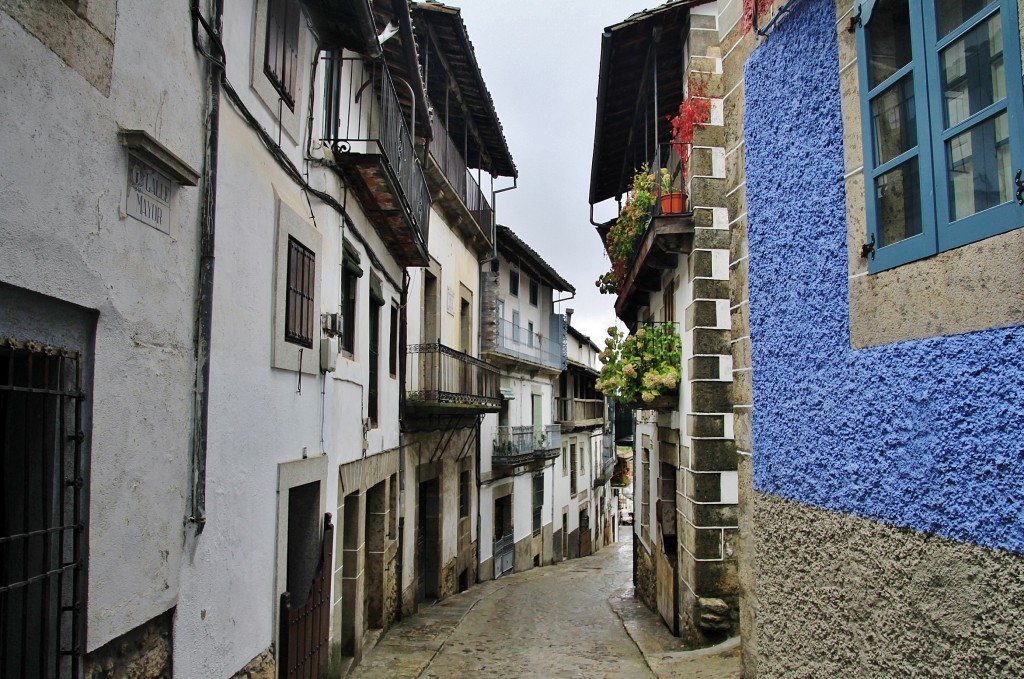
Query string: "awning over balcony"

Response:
xmin=299 ymin=0 xmax=380 ymax=56
xmin=411 ymin=1 xmax=517 ymax=178
xmin=589 ymin=0 xmax=711 ymax=205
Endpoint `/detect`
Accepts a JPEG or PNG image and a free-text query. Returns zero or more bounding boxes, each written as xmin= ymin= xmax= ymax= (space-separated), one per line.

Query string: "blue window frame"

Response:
xmin=856 ymin=0 xmax=1024 ymax=272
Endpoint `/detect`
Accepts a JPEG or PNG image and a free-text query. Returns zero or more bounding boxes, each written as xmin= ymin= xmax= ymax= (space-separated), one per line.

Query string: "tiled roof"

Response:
xmin=497 ymin=225 xmax=574 ymax=293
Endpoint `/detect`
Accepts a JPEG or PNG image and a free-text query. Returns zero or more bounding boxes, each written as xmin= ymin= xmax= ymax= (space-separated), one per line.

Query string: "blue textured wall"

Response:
xmin=743 ymin=0 xmax=1024 ymax=553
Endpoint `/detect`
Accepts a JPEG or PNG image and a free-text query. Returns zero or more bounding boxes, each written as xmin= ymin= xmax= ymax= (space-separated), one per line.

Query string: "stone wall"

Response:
xmin=753 ymin=493 xmax=1024 ymax=677
xmin=230 ymin=647 xmax=275 ymax=679
xmin=85 ymin=611 xmax=172 ymax=679
xmin=634 ymin=538 xmax=656 ymax=613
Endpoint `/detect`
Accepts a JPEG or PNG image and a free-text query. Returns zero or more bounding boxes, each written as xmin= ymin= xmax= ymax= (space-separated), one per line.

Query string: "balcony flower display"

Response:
xmin=595 ymin=166 xmax=655 ymax=295
xmin=595 ymin=324 xmax=681 ymax=407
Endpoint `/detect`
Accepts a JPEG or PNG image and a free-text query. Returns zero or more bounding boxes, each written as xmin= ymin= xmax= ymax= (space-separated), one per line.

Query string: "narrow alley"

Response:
xmin=351 ymin=534 xmax=740 ymax=679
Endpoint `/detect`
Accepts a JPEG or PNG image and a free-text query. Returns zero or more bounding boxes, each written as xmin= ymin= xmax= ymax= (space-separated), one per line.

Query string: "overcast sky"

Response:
xmin=447 ymin=0 xmax=648 ymax=344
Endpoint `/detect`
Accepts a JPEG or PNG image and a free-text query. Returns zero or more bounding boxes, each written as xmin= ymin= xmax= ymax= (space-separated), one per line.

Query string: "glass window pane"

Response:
xmin=871 ymin=75 xmax=918 ymax=165
xmin=946 ymin=111 xmax=1012 ymax=220
xmin=940 ymin=12 xmax=1003 ymax=128
xmin=936 ymin=0 xmax=995 ymax=37
xmin=866 ymin=0 xmax=913 ymax=88
xmin=875 ymin=158 xmax=923 ymax=246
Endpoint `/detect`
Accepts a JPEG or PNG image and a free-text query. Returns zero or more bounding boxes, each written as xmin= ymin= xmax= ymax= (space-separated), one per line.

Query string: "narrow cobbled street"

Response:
xmin=351 ymin=534 xmax=740 ymax=679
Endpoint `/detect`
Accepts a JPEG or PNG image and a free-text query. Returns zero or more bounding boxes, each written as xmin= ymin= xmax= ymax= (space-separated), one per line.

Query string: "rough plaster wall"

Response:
xmin=0 ymin=2 xmax=204 ymax=651
xmin=173 ymin=106 xmax=328 ymax=678
xmin=743 ymin=0 xmax=1024 ymax=553
xmin=754 ymin=493 xmax=1024 ymax=677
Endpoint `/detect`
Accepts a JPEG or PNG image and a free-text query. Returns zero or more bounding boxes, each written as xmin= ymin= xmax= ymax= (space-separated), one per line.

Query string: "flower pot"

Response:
xmin=660 ymin=192 xmax=685 ymax=214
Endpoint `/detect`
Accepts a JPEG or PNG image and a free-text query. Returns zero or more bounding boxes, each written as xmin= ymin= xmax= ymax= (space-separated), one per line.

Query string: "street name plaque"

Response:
xmin=126 ymin=153 xmax=173 ymax=234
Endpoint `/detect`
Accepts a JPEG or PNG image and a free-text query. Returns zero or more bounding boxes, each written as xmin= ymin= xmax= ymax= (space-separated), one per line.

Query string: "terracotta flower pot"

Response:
xmin=660 ymin=192 xmax=686 ymax=214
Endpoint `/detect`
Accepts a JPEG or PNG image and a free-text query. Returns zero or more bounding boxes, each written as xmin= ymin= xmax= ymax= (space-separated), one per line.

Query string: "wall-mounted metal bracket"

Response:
xmin=861 ymin=234 xmax=876 ymax=260
xmin=1015 ymin=169 xmax=1024 ymax=205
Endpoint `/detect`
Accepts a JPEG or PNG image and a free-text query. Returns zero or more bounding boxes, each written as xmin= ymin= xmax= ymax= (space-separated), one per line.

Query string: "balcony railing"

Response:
xmin=322 ymin=53 xmax=430 ymax=265
xmin=555 ymin=398 xmax=604 ymax=424
xmin=406 ymin=343 xmax=501 ymax=410
xmin=429 ymin=113 xmax=494 ymax=235
xmin=492 ymin=425 xmax=562 ymax=466
xmin=594 ymin=456 xmax=616 ymax=487
xmin=487 ymin=316 xmax=565 ymax=371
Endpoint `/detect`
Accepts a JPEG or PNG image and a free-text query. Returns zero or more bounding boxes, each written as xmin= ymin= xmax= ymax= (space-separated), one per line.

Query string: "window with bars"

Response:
xmin=570 ymin=443 xmax=577 ymax=496
xmin=368 ymin=294 xmax=382 ymax=426
xmin=389 ymin=304 xmax=399 ymax=378
xmin=264 ymin=0 xmax=301 ymax=109
xmin=459 ymin=470 xmax=470 ymax=519
xmin=1 ymin=340 xmax=87 ymax=679
xmin=532 ymin=474 xmax=543 ymax=536
xmin=285 ymin=237 xmax=315 ymax=348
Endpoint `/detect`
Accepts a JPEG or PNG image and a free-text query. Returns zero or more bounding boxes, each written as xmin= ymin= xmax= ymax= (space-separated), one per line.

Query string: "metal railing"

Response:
xmin=322 ymin=53 xmax=431 ymax=245
xmin=492 ymin=425 xmax=562 ymax=465
xmin=429 ymin=113 xmax=494 ymax=235
xmin=555 ymin=397 xmax=604 ymax=424
xmin=486 ymin=316 xmax=565 ymax=371
xmin=405 ymin=342 xmax=501 ymax=408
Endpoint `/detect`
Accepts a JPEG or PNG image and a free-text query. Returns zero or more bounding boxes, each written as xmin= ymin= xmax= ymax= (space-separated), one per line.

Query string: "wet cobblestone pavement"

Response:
xmin=350 ymin=534 xmax=741 ymax=678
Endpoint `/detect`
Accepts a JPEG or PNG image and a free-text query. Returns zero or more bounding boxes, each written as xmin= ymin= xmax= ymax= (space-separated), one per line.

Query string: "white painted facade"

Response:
xmin=0 ymin=0 xmax=205 ymax=661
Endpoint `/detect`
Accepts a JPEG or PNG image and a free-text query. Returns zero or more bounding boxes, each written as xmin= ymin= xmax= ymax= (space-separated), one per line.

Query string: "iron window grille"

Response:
xmin=1 ymin=339 xmax=87 ymax=679
xmin=389 ymin=304 xmax=399 ymax=378
xmin=532 ymin=474 xmax=543 ymax=536
xmin=285 ymin=237 xmax=315 ymax=349
xmin=264 ymin=0 xmax=301 ymax=110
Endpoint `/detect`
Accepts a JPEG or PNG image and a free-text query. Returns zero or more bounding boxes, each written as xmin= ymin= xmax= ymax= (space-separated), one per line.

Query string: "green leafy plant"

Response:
xmin=596 ymin=324 xmax=681 ymax=405
xmin=595 ymin=165 xmax=656 ymax=295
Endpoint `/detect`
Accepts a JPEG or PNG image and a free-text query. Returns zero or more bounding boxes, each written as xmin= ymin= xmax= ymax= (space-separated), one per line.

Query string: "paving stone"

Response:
xmin=350 ymin=535 xmax=741 ymax=679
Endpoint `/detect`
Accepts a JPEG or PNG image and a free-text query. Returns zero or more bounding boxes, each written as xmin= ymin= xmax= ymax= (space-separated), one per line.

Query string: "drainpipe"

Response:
xmin=396 ymin=269 xmax=410 ymax=618
xmin=188 ymin=0 xmax=225 ymax=534
xmin=487 ymin=178 xmax=518 ymax=262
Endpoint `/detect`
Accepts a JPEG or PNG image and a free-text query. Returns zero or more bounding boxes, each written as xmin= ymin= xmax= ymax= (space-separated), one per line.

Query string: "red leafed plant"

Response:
xmin=667 ymin=76 xmax=711 ymax=178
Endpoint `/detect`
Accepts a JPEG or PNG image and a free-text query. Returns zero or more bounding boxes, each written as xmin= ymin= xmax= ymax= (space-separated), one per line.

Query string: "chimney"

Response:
xmin=565 ymin=308 xmax=574 ymax=325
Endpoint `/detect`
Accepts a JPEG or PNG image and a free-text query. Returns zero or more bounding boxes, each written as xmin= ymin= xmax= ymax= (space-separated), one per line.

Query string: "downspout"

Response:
xmin=396 ymin=269 xmax=410 ymax=618
xmin=189 ymin=0 xmax=225 ymax=533
xmin=488 ymin=178 xmax=518 ymax=262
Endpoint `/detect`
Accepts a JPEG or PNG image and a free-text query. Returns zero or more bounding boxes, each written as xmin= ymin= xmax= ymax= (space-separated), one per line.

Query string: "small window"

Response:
xmin=509 ymin=269 xmax=519 ymax=296
xmin=532 ymin=474 xmax=544 ymax=536
xmin=264 ymin=0 xmax=301 ymax=109
xmin=527 ymin=321 xmax=534 ymax=348
xmin=285 ymin=237 xmax=315 ymax=348
xmin=389 ymin=303 xmax=399 ymax=377
xmin=368 ymin=294 xmax=382 ymax=426
xmin=529 ymin=279 xmax=538 ymax=306
xmin=512 ymin=310 xmax=521 ymax=344
xmin=459 ymin=470 xmax=470 ymax=518
xmin=856 ymin=0 xmax=1024 ymax=271
xmin=570 ymin=443 xmax=578 ymax=496
xmin=340 ymin=242 xmax=361 ymax=356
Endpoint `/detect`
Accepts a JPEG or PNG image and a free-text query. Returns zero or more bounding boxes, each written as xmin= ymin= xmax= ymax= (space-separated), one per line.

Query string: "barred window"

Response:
xmin=532 ymin=474 xmax=543 ymax=536
xmin=285 ymin=237 xmax=315 ymax=348
xmin=264 ymin=0 xmax=301 ymax=109
xmin=1 ymin=340 xmax=87 ymax=679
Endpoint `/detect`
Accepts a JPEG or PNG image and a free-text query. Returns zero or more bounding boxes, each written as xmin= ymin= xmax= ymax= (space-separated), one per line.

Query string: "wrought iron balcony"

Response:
xmin=492 ymin=425 xmax=562 ymax=467
xmin=555 ymin=398 xmax=605 ymax=426
xmin=480 ymin=274 xmax=566 ymax=373
xmin=405 ymin=343 xmax=501 ymax=412
xmin=322 ymin=54 xmax=430 ymax=267
xmin=429 ymin=114 xmax=494 ymax=235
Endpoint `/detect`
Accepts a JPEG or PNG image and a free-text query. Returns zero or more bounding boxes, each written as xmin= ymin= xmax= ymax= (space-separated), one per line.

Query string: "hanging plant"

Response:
xmin=595 ymin=324 xmax=681 ymax=406
xmin=667 ymin=75 xmax=711 ymax=183
xmin=595 ymin=165 xmax=656 ymax=295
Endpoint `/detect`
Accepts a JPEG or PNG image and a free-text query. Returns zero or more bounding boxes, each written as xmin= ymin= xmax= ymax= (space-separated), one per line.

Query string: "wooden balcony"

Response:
xmin=555 ymin=398 xmax=605 ymax=430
